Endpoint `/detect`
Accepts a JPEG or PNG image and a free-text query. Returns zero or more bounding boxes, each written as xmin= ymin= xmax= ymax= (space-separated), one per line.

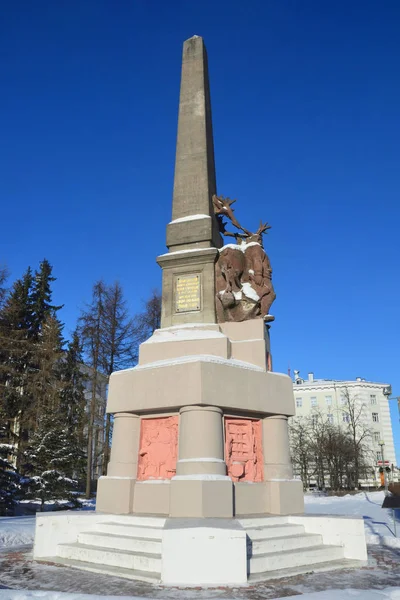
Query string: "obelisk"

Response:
xmin=157 ymin=36 xmax=222 ymax=327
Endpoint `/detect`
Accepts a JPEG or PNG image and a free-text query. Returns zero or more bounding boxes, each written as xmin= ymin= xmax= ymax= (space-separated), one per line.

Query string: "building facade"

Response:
xmin=291 ymin=371 xmax=398 ymax=486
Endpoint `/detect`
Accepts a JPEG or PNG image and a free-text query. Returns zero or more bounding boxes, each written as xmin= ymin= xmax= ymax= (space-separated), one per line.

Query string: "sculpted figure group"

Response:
xmin=213 ymin=194 xmax=276 ymax=323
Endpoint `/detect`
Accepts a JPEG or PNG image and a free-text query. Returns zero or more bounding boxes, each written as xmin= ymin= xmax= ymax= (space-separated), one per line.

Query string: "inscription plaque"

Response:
xmin=175 ymin=274 xmax=201 ymax=313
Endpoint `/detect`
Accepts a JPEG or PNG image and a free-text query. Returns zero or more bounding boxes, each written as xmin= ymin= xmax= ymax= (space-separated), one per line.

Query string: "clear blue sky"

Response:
xmin=1 ymin=2 xmax=399 ymax=460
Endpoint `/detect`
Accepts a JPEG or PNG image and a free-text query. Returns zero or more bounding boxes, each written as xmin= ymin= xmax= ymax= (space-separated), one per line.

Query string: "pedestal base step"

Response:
xmin=248 ymin=559 xmax=366 ymax=582
xmin=57 ymin=542 xmax=161 ymax=573
xmin=34 ymin=512 xmax=367 ymax=585
xmin=42 ymin=556 xmax=160 ymax=583
xmin=241 ymin=517 xmax=346 ymax=577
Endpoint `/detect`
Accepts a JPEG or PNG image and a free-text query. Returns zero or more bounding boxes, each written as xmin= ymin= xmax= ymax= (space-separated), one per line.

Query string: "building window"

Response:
xmin=370 ymin=395 xmax=377 ymax=405
xmin=296 ymin=398 xmax=302 ymax=408
xmin=340 ymin=395 xmax=347 ymax=405
xmin=376 ymin=451 xmax=382 ymax=462
xmin=311 ymin=397 xmax=317 ymax=407
xmin=343 ymin=413 xmax=350 ymax=423
xmin=325 ymin=395 xmax=332 ymax=406
xmin=372 ymin=413 xmax=379 ymax=423
xmin=311 ymin=415 xmax=318 ymax=426
xmin=374 ymin=432 xmax=380 ymax=443
xmin=327 ymin=414 xmax=334 ymax=424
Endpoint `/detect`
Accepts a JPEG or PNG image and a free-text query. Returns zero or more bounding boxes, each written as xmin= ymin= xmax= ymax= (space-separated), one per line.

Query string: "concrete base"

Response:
xmin=33 ymin=511 xmax=368 ymax=585
xmin=161 ymin=519 xmax=247 ymax=585
xmin=96 ymin=477 xmax=135 ymax=514
xmin=170 ymin=477 xmax=233 ymax=518
xmin=96 ymin=477 xmax=303 ymax=517
xmin=266 ymin=479 xmax=305 ymax=515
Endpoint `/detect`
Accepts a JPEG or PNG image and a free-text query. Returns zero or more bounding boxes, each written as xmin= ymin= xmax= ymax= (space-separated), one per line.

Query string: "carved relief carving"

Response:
xmin=213 ymin=195 xmax=276 ymax=323
xmin=225 ymin=418 xmax=263 ymax=482
xmin=137 ymin=416 xmax=179 ymax=480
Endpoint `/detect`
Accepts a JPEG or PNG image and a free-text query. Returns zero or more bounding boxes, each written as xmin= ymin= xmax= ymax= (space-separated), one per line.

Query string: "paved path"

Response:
xmin=0 ymin=546 xmax=399 ymax=599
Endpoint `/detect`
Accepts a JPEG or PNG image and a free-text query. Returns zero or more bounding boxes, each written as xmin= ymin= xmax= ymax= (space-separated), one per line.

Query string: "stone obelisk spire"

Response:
xmin=157 ymin=36 xmax=222 ymax=327
xmin=168 ymin=35 xmax=221 ymax=249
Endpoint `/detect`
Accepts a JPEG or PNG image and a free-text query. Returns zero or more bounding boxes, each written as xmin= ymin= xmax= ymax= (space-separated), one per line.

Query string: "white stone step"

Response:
xmin=245 ymin=523 xmax=305 ymax=540
xmin=57 ymin=542 xmax=161 ymax=573
xmin=95 ymin=522 xmax=163 ymax=539
xmin=78 ymin=531 xmax=162 ymax=554
xmin=250 ymin=533 xmax=323 ymax=555
xmin=41 ymin=556 xmax=160 ymax=583
xmin=101 ymin=515 xmax=165 ymax=528
xmin=238 ymin=516 xmax=289 ymax=528
xmin=248 ymin=558 xmax=364 ymax=582
xmin=250 ymin=544 xmax=344 ymax=574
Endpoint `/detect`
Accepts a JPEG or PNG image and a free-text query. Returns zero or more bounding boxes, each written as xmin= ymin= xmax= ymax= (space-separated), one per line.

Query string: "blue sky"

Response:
xmin=1 ymin=1 xmax=399 ymax=460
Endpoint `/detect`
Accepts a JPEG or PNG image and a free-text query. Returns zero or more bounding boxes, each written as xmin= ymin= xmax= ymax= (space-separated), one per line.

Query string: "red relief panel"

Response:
xmin=137 ymin=416 xmax=179 ymax=480
xmin=225 ymin=418 xmax=264 ymax=482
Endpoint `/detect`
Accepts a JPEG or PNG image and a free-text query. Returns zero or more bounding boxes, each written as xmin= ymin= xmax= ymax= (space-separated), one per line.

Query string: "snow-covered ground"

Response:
xmin=2 ymin=491 xmax=397 ymax=551
xmin=304 ymin=490 xmax=400 ymax=547
xmin=0 ymin=590 xmax=400 ymax=600
xmin=0 ymin=498 xmax=95 ymax=550
xmin=0 ymin=516 xmax=35 ymax=549
xmin=0 ymin=492 xmax=399 ymax=600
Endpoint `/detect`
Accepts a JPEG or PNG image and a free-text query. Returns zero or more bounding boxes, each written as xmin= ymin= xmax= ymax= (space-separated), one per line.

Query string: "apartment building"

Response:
xmin=291 ymin=371 xmax=398 ymax=484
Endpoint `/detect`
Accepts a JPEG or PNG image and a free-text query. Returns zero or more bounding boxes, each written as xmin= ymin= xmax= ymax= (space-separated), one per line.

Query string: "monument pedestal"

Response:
xmin=96 ymin=319 xmax=304 ymax=518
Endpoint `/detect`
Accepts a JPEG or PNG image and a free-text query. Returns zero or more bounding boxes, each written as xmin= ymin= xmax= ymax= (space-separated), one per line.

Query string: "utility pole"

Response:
xmin=379 ymin=441 xmax=389 ymax=496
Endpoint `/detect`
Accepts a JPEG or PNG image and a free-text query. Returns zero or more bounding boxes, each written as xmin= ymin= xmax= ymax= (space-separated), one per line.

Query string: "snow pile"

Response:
xmin=169 ymin=213 xmax=211 ymax=223
xmin=219 ymin=240 xmax=261 ymax=253
xmin=0 ymin=516 xmax=35 ymax=549
xmin=0 ymin=498 xmax=95 ymax=550
xmin=144 ymin=327 xmax=225 ymax=343
xmin=305 ymin=490 xmax=400 ymax=547
xmin=134 ymin=353 xmax=264 ymax=372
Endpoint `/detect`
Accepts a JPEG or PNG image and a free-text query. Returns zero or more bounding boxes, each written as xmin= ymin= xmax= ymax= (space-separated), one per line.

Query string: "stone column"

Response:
xmin=170 ymin=405 xmax=233 ymax=517
xmin=96 ymin=412 xmax=140 ymax=514
xmin=107 ymin=412 xmax=140 ymax=477
xmin=262 ymin=415 xmax=293 ymax=480
xmin=176 ymin=406 xmax=226 ymax=476
xmin=262 ymin=415 xmax=304 ymax=515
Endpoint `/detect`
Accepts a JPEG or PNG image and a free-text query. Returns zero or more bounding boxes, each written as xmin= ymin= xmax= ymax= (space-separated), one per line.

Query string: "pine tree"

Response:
xmin=59 ymin=331 xmax=87 ymax=477
xmin=28 ymin=260 xmax=64 ymax=432
xmin=0 ymin=442 xmax=20 ymax=516
xmin=0 ymin=265 xmax=9 ymax=310
xmin=22 ymin=411 xmax=83 ymax=511
xmin=32 ymin=315 xmax=64 ymax=426
xmin=0 ymin=261 xmax=65 ymax=469
xmin=0 ymin=268 xmax=35 ymax=459
xmin=30 ymin=259 xmax=63 ymax=340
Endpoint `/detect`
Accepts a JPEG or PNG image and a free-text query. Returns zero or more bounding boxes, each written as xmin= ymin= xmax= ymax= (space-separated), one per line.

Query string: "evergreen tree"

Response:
xmin=0 ymin=268 xmax=35 ymax=457
xmin=22 ymin=411 xmax=83 ymax=511
xmin=0 ymin=265 xmax=9 ymax=310
xmin=31 ymin=315 xmax=64 ymax=427
xmin=0 ymin=261 xmax=64 ymax=468
xmin=30 ymin=259 xmax=62 ymax=340
xmin=0 ymin=442 xmax=20 ymax=516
